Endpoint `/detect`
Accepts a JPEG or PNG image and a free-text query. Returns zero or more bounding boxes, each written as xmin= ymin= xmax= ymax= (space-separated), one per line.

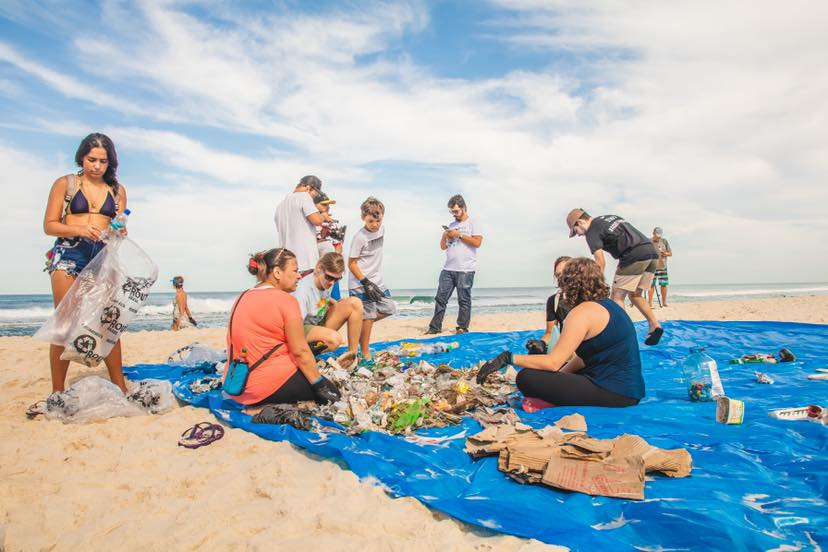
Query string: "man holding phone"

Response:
xmin=426 ymin=194 xmax=484 ymax=334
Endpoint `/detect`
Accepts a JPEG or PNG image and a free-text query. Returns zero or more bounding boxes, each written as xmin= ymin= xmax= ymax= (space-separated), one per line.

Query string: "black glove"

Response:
xmin=309 ymin=340 xmax=328 ymax=357
xmin=360 ymin=278 xmax=385 ymax=302
xmin=525 ymin=339 xmax=547 ymax=355
xmin=311 ymin=376 xmax=341 ymax=404
xmin=476 ymin=351 xmax=513 ymax=384
xmin=188 ymin=316 xmax=198 ymax=327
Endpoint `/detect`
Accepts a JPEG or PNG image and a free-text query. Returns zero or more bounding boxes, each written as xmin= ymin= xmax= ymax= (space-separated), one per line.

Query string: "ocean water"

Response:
xmin=2 ymin=282 xmax=827 ymax=337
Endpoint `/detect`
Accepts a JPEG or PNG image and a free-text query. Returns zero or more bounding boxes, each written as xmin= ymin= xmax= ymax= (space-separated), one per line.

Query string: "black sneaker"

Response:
xmin=425 ymin=328 xmax=441 ymax=335
xmin=455 ymin=327 xmax=469 ymax=334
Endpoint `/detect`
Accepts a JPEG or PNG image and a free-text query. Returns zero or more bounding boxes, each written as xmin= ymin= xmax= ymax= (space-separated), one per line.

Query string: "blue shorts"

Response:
xmin=46 ymin=237 xmax=106 ymax=277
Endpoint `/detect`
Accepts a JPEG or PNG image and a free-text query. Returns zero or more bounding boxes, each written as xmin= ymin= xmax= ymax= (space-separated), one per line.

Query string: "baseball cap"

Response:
xmin=313 ymin=191 xmax=336 ymax=205
xmin=299 ymin=175 xmax=322 ymax=191
xmin=653 ymin=227 xmax=663 ymax=236
xmin=566 ymin=208 xmax=586 ymax=237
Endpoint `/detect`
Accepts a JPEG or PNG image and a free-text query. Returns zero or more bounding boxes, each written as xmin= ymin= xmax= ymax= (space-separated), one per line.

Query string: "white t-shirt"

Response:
xmin=274 ymin=191 xmax=319 ymax=272
xmin=348 ymin=226 xmax=386 ymax=291
xmin=292 ymin=274 xmax=332 ymax=325
xmin=444 ymin=216 xmax=482 ymax=272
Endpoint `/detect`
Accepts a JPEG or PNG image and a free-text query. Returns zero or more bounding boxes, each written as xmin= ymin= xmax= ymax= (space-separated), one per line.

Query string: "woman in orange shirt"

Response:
xmin=225 ymin=247 xmax=340 ymax=405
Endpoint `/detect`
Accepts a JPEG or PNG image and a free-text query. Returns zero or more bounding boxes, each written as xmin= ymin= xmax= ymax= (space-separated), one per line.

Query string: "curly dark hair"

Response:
xmin=558 ymin=257 xmax=609 ymax=309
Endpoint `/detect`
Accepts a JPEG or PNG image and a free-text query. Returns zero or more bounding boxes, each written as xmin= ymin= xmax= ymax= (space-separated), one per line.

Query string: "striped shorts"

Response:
xmin=654 ymin=268 xmax=669 ymax=287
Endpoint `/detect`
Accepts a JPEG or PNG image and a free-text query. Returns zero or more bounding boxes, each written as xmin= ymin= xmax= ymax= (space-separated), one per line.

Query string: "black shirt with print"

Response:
xmin=585 ymin=215 xmax=658 ymax=267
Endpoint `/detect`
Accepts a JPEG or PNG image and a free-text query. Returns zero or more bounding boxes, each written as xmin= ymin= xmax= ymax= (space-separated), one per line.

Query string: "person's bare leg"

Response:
xmin=104 ymin=340 xmax=128 ymax=393
xmin=324 ymin=298 xmax=363 ymax=353
xmin=49 ymin=271 xmax=75 ymax=393
xmin=306 ymin=325 xmax=342 ymax=352
xmin=631 ymin=289 xmax=661 ymax=333
xmin=661 ymin=285 xmax=668 ymax=306
xmin=360 ymin=320 xmax=374 ymax=358
xmin=611 ymin=287 xmax=628 ymax=310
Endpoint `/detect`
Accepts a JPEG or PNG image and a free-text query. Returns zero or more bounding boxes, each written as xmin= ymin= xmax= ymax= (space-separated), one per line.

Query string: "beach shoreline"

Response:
xmin=1 ymin=295 xmax=826 ymax=551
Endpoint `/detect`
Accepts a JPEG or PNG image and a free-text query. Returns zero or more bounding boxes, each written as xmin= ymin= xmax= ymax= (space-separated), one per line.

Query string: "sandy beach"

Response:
xmin=1 ymin=295 xmax=826 ymax=551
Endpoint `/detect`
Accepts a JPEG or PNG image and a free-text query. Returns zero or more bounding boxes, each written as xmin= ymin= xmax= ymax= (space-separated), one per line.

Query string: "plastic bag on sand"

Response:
xmin=34 ymin=236 xmax=157 ymax=367
xmin=45 ymin=376 xmax=174 ymax=423
xmin=167 ymin=342 xmax=226 ymax=366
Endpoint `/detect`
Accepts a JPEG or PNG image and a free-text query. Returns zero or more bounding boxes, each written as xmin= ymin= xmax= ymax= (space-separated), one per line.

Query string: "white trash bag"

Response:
xmin=44 ymin=376 xmax=174 ymax=423
xmin=34 ymin=236 xmax=157 ymax=367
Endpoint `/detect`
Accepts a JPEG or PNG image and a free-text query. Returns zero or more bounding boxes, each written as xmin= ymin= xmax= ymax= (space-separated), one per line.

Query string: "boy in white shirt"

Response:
xmin=348 ymin=197 xmax=396 ymax=365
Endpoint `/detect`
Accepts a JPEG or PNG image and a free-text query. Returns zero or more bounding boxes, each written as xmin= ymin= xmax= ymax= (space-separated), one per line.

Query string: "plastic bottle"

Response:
xmin=110 ymin=208 xmax=131 ymax=231
xmin=681 ymin=347 xmax=725 ymax=402
xmin=387 ymin=341 xmax=460 ymax=357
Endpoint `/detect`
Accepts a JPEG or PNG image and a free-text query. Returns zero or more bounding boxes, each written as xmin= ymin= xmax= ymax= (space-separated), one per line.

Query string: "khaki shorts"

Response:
xmin=613 ymin=259 xmax=657 ymax=293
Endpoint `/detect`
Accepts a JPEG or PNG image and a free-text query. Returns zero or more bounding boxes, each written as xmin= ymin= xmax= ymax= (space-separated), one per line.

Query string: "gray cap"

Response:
xmin=299 ymin=175 xmax=322 ymax=191
xmin=653 ymin=227 xmax=663 ymax=236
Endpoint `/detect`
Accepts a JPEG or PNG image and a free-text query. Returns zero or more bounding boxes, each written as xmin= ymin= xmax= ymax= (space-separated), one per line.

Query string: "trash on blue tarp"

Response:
xmin=124 ymin=320 xmax=828 ymax=550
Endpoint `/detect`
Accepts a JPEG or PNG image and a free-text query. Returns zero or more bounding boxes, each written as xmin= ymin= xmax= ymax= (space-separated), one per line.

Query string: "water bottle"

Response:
xmin=110 ymin=208 xmax=131 ymax=231
xmin=681 ymin=347 xmax=724 ymax=402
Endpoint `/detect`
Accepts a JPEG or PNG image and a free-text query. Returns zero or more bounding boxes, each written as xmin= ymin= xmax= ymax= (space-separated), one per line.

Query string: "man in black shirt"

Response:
xmin=565 ymin=208 xmax=664 ymax=345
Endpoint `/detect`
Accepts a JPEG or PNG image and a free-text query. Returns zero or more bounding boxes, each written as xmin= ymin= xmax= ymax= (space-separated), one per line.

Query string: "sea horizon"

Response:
xmin=2 ymin=281 xmax=827 ymax=337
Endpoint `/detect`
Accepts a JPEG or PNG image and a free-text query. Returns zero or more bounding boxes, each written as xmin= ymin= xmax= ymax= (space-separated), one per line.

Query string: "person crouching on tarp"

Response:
xmin=224 ymin=248 xmax=340 ymax=406
xmin=477 ymin=257 xmax=645 ymax=408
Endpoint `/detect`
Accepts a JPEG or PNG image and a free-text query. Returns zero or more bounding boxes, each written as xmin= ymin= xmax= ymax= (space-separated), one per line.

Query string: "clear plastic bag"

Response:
xmin=44 ymin=376 xmax=174 ymax=423
xmin=34 ymin=235 xmax=158 ymax=367
xmin=166 ymin=342 xmax=226 ymax=366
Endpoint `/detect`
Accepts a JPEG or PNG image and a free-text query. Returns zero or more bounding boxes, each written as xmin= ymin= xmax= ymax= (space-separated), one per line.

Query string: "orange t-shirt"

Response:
xmin=224 ymin=286 xmax=302 ymax=405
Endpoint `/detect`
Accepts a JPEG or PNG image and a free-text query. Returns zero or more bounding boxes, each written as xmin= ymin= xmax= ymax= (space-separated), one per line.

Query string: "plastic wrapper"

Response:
xmin=34 ymin=235 xmax=158 ymax=367
xmin=44 ymin=376 xmax=174 ymax=423
xmin=166 ymin=342 xmax=226 ymax=366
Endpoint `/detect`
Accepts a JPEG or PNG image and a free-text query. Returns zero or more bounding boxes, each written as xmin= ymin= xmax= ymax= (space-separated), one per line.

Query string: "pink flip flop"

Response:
xmin=522 ymin=397 xmax=555 ymax=413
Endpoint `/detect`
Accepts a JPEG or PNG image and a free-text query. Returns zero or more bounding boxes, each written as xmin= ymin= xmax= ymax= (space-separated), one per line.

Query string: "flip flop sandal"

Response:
xmin=26 ymin=400 xmax=47 ymax=419
xmin=336 ymin=351 xmax=357 ymax=370
xmin=178 ymin=422 xmax=225 ymax=449
xmin=644 ymin=327 xmax=664 ymax=346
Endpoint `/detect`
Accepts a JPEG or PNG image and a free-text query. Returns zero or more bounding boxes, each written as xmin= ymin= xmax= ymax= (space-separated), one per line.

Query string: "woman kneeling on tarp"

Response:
xmin=477 ymin=257 xmax=644 ymax=407
xmin=224 ymin=248 xmax=341 ymax=405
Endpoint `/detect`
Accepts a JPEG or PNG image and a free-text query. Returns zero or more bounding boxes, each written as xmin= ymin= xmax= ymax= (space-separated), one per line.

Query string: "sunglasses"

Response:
xmin=323 ymin=272 xmax=342 ymax=283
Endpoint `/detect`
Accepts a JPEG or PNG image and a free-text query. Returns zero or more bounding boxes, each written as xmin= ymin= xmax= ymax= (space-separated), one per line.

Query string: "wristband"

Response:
xmin=311 ymin=376 xmax=323 ymax=386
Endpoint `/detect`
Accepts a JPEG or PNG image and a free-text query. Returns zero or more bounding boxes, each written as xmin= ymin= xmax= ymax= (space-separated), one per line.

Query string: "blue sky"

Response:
xmin=1 ymin=1 xmax=827 ymax=293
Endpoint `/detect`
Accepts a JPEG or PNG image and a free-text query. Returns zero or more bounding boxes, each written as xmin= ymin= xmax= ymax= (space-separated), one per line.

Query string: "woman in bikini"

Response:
xmin=43 ymin=133 xmax=129 ymax=393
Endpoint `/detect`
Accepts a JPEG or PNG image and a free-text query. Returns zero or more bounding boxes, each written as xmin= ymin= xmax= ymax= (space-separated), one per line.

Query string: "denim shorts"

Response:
xmin=46 ymin=237 xmax=106 ymax=277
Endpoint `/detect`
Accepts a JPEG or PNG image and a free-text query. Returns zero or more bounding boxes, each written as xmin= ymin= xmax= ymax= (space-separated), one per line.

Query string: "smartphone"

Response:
xmin=442 ymin=225 xmax=450 ymax=230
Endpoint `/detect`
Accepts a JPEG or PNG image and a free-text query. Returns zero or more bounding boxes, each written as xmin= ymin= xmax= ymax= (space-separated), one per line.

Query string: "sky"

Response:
xmin=1 ymin=0 xmax=827 ymax=294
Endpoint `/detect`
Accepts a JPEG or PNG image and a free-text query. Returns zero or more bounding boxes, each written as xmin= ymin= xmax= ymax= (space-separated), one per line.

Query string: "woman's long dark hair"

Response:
xmin=558 ymin=257 xmax=610 ymax=309
xmin=75 ymin=133 xmax=119 ymax=191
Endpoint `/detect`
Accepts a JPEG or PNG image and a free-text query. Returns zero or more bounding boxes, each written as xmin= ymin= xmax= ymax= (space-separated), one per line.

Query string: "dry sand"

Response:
xmin=1 ymin=295 xmax=826 ymax=551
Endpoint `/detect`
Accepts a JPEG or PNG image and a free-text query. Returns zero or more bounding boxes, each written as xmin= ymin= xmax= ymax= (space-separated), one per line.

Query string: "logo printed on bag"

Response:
xmin=121 ymin=277 xmax=152 ymax=302
xmin=100 ymin=305 xmax=121 ymax=324
xmin=73 ymin=334 xmax=106 ymax=364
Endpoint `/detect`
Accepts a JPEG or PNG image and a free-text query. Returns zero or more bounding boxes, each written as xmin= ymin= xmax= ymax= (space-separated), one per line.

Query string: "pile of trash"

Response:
xmin=465 ymin=414 xmax=693 ymax=500
xmin=27 ymin=376 xmax=174 ymax=423
xmin=250 ymin=347 xmax=519 ymax=435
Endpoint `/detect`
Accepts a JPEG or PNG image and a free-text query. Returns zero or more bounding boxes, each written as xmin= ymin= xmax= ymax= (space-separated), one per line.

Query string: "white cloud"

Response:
xmin=1 ymin=1 xmax=827 ymax=293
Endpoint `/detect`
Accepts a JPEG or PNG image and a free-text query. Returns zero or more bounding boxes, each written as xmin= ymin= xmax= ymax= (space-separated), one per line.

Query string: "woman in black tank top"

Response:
xmin=478 ymin=258 xmax=645 ymax=408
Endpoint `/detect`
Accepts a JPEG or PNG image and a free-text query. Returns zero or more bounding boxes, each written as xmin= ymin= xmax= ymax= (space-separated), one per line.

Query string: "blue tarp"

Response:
xmin=125 ymin=321 xmax=828 ymax=550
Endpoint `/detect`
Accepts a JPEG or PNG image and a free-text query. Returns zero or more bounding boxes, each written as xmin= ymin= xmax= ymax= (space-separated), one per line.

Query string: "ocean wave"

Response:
xmin=672 ymin=286 xmax=828 ymax=298
xmin=0 ymin=306 xmax=54 ymax=321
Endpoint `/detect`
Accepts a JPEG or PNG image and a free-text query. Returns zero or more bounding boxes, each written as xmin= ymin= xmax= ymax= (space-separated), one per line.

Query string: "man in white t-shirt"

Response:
xmin=274 ymin=175 xmax=331 ymax=275
xmin=426 ymin=194 xmax=483 ymax=335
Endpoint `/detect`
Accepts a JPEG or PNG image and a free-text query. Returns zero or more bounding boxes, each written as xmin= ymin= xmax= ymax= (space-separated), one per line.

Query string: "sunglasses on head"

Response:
xmin=323 ymin=272 xmax=342 ymax=283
